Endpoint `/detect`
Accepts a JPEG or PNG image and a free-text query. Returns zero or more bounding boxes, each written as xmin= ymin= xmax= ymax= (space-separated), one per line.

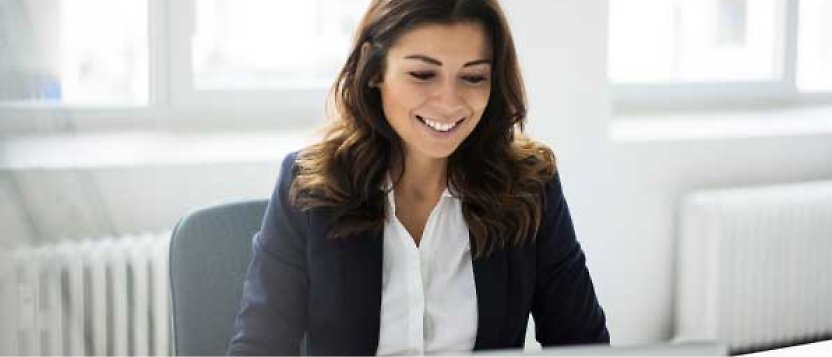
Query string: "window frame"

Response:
xmin=5 ymin=0 xmax=832 ymax=128
xmin=165 ymin=0 xmax=330 ymax=122
xmin=0 ymin=0 xmax=332 ymax=132
xmin=0 ymin=0 xmax=166 ymax=125
xmin=609 ymin=0 xmax=832 ymax=113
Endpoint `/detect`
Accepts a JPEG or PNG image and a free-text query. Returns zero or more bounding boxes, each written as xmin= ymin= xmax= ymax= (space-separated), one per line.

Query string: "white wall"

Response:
xmin=2 ymin=0 xmax=832 ymax=347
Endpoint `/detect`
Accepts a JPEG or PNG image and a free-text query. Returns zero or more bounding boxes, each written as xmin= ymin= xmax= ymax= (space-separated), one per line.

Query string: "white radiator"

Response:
xmin=674 ymin=180 xmax=832 ymax=354
xmin=0 ymin=232 xmax=172 ymax=356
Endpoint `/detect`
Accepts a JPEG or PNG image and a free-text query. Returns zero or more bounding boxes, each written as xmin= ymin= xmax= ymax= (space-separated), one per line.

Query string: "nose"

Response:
xmin=433 ymin=79 xmax=466 ymax=115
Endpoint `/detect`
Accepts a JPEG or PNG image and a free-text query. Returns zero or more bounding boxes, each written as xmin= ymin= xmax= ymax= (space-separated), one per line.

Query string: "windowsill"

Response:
xmin=608 ymin=106 xmax=832 ymax=143
xmin=0 ymin=130 xmax=317 ymax=171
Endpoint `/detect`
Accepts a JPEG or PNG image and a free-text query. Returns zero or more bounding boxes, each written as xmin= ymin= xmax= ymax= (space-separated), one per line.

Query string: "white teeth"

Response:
xmin=420 ymin=116 xmax=459 ymax=132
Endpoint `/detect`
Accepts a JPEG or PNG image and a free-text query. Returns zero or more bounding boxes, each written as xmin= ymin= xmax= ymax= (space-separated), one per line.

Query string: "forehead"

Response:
xmin=387 ymin=22 xmax=493 ymax=63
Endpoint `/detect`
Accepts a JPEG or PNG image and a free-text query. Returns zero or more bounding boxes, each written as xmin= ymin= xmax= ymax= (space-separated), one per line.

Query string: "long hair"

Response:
xmin=290 ymin=0 xmax=556 ymax=259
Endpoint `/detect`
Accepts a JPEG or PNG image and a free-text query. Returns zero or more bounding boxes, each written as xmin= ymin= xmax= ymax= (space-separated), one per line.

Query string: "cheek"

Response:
xmin=382 ymin=82 xmax=428 ymax=117
xmin=466 ymin=87 xmax=491 ymax=114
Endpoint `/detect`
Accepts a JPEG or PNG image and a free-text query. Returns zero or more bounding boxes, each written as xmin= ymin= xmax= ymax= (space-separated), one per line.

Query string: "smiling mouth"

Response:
xmin=416 ymin=115 xmax=466 ymax=133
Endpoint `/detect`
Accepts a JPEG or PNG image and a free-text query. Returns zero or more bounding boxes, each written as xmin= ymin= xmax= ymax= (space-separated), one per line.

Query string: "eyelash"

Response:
xmin=409 ymin=72 xmax=489 ymax=84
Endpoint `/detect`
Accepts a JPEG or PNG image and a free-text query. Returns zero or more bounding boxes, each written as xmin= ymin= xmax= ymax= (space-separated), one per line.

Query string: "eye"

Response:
xmin=462 ymin=75 xmax=488 ymax=84
xmin=409 ymin=71 xmax=435 ymax=81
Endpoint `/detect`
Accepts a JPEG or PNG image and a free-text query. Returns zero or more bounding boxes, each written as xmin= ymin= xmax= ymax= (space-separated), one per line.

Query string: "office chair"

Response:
xmin=169 ymin=200 xmax=268 ymax=356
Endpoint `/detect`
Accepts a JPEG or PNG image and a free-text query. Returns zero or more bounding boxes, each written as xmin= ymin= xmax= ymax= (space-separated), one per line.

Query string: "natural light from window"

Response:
xmin=608 ymin=0 xmax=781 ymax=84
xmin=797 ymin=0 xmax=832 ymax=92
xmin=191 ymin=0 xmax=370 ymax=90
xmin=0 ymin=0 xmax=148 ymax=106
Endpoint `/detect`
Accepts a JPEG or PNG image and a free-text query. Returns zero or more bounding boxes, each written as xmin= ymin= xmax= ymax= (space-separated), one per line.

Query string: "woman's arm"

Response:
xmin=228 ymin=153 xmax=308 ymax=355
xmin=531 ymin=172 xmax=610 ymax=346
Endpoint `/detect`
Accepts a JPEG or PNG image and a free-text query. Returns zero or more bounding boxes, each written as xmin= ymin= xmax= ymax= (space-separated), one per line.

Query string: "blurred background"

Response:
xmin=1 ymin=0 xmax=831 ymax=355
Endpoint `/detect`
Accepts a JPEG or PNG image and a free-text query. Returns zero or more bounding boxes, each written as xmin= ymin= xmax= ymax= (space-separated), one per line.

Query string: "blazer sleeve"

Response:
xmin=531 ymin=172 xmax=610 ymax=346
xmin=228 ymin=153 xmax=308 ymax=355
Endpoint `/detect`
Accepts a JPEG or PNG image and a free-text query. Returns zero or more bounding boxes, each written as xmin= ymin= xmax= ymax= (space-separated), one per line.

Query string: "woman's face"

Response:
xmin=377 ymin=21 xmax=493 ymax=162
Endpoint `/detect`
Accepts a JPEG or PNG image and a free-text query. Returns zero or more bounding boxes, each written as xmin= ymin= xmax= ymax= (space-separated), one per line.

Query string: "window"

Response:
xmin=169 ymin=0 xmax=370 ymax=114
xmin=0 ymin=0 xmax=371 ymax=127
xmin=609 ymin=0 xmax=780 ymax=83
xmin=608 ymin=0 xmax=832 ymax=110
xmin=797 ymin=0 xmax=832 ymax=92
xmin=190 ymin=0 xmax=367 ymax=90
xmin=0 ymin=0 xmax=149 ymax=106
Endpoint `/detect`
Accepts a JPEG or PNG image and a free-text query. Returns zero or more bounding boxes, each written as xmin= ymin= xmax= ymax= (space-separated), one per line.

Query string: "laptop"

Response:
xmin=475 ymin=340 xmax=727 ymax=356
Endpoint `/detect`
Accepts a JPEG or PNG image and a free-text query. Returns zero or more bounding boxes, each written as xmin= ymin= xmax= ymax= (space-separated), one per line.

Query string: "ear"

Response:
xmin=368 ymin=76 xmax=383 ymax=88
xmin=360 ymin=41 xmax=373 ymax=57
xmin=361 ymin=41 xmax=384 ymax=88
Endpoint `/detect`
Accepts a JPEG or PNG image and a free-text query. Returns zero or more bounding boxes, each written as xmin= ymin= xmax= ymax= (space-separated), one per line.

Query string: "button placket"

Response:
xmin=412 ymin=260 xmax=425 ymax=353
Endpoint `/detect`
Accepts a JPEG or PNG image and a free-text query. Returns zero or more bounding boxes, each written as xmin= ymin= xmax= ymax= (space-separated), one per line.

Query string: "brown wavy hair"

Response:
xmin=289 ymin=0 xmax=556 ymax=259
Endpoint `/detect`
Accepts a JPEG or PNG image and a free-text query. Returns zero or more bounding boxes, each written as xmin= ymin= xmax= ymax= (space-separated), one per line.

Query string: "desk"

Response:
xmin=745 ymin=339 xmax=832 ymax=356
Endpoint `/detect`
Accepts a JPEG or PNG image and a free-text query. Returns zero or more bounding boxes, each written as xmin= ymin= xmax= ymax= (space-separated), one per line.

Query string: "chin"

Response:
xmin=420 ymin=146 xmax=459 ymax=160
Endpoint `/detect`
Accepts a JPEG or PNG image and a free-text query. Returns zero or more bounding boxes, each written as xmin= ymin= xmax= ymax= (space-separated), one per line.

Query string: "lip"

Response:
xmin=415 ymin=115 xmax=466 ymax=136
xmin=416 ymin=115 xmax=465 ymax=125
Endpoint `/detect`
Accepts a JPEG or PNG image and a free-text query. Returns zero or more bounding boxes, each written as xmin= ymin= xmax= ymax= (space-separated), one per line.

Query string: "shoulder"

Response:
xmin=543 ymin=171 xmax=565 ymax=204
xmin=278 ymin=150 xmax=308 ymax=188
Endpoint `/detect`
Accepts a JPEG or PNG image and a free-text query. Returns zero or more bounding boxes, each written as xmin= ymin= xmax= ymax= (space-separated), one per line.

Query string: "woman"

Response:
xmin=228 ymin=0 xmax=609 ymax=355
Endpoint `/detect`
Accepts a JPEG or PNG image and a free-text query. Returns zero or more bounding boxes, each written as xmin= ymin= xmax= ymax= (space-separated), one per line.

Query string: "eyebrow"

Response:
xmin=404 ymin=54 xmax=492 ymax=67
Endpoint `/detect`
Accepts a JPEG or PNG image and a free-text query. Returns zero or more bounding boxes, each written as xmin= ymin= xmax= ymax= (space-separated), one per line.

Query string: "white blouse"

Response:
xmin=375 ymin=179 xmax=478 ymax=356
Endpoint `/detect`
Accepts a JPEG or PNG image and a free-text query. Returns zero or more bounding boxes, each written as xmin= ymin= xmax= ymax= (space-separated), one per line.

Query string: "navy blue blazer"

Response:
xmin=228 ymin=151 xmax=609 ymax=355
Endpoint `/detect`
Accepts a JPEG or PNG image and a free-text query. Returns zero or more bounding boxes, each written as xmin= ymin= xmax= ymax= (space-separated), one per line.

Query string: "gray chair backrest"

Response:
xmin=170 ymin=200 xmax=268 ymax=356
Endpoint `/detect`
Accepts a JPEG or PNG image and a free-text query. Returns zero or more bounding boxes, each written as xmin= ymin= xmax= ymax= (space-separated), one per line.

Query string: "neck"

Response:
xmin=391 ymin=151 xmax=447 ymax=202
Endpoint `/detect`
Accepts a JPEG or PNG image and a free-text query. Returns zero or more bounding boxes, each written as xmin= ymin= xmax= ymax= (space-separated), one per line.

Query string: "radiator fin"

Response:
xmin=0 ymin=232 xmax=172 ymax=356
xmin=675 ymin=181 xmax=832 ymax=353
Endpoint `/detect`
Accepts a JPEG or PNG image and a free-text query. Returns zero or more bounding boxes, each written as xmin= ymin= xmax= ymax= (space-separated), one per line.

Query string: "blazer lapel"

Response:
xmin=471 ymin=238 xmax=509 ymax=350
xmin=339 ymin=229 xmax=383 ymax=355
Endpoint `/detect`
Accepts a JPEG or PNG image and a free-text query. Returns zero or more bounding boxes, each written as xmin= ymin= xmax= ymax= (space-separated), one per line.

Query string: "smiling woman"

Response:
xmin=227 ymin=0 xmax=610 ymax=355
xmin=378 ymin=22 xmax=491 ymax=167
